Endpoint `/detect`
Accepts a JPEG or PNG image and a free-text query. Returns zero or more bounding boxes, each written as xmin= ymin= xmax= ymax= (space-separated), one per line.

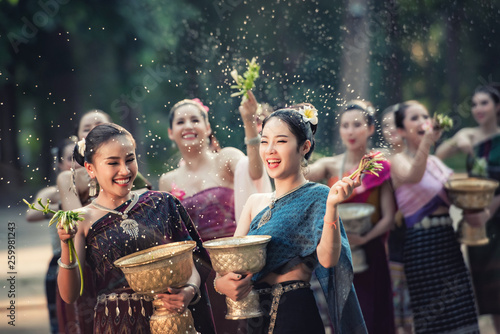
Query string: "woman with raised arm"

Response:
xmin=391 ymin=101 xmax=479 ymax=333
xmin=307 ymin=101 xmax=396 ymax=334
xmin=57 ymin=123 xmax=215 ymax=333
xmin=215 ymin=107 xmax=367 ymax=333
xmin=159 ymin=92 xmax=270 ymax=332
xmin=436 ymin=85 xmax=500 ymax=331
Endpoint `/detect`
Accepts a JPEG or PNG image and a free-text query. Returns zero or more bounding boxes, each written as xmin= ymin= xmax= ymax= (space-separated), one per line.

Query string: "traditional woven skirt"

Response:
xmin=404 ymin=220 xmax=479 ymax=334
xmin=248 ymin=280 xmax=325 ymax=334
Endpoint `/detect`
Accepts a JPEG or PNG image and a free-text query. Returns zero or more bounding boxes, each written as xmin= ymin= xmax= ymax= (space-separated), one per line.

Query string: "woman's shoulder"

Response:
xmin=305 ymin=182 xmax=330 ymax=197
xmin=158 ymin=169 xmax=180 ymax=191
xmin=217 ymin=146 xmax=245 ymax=163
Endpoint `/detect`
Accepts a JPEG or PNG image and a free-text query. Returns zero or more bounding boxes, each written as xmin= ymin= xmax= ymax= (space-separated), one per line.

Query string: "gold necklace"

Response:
xmin=92 ymin=193 xmax=140 ymax=239
xmin=257 ymin=181 xmax=309 ymax=229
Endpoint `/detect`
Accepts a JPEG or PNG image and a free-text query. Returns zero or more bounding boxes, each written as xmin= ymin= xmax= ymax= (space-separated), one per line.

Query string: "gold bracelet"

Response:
xmin=213 ymin=277 xmax=224 ymax=295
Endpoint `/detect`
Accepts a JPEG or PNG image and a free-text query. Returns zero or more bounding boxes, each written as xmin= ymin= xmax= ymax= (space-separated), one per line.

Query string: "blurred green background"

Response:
xmin=1 ymin=0 xmax=499 ymax=190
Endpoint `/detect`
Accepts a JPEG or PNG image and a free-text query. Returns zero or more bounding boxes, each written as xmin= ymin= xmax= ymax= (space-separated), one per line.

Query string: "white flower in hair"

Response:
xmin=77 ymin=138 xmax=86 ymax=157
xmin=297 ymin=105 xmax=318 ymax=125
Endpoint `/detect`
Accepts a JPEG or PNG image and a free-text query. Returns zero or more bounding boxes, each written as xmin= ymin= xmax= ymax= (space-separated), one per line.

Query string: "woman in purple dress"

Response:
xmin=159 ymin=93 xmax=270 ymax=332
xmin=57 ymin=123 xmax=214 ymax=333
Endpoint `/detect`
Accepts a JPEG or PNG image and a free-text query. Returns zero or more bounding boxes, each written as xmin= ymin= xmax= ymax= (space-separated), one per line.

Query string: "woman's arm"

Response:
xmin=317 ymin=176 xmax=360 ymax=268
xmin=57 ymin=220 xmax=86 ymax=304
xmin=57 ymin=170 xmax=85 ymax=211
xmin=435 ymin=128 xmax=473 ymax=160
xmin=26 ymin=186 xmax=59 ymax=222
xmin=347 ymin=180 xmax=396 ymax=246
xmin=306 ymin=158 xmax=329 ymax=182
xmin=237 ymin=90 xmax=263 ymax=180
xmin=391 ymin=130 xmax=440 ymax=187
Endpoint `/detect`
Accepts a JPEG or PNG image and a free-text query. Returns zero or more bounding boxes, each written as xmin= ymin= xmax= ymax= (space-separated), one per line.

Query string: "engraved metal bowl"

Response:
xmin=114 ymin=241 xmax=196 ymax=295
xmin=445 ymin=177 xmax=499 ymax=210
xmin=203 ymin=235 xmax=272 ymax=275
xmin=203 ymin=235 xmax=272 ymax=320
xmin=338 ymin=203 xmax=375 ymax=273
xmin=338 ymin=203 xmax=375 ymax=235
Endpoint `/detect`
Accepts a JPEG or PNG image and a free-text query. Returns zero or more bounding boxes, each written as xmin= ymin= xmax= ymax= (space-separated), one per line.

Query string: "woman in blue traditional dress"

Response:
xmin=307 ymin=101 xmax=396 ymax=334
xmin=159 ymin=93 xmax=270 ymax=333
xmin=56 ymin=123 xmax=215 ymax=334
xmin=392 ymin=101 xmax=479 ymax=334
xmin=215 ymin=106 xmax=367 ymax=333
xmin=436 ymin=85 xmax=500 ymax=332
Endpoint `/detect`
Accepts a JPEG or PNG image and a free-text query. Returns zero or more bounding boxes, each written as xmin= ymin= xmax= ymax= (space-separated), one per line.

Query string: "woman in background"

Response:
xmin=381 ymin=105 xmax=413 ymax=333
xmin=26 ymin=137 xmax=76 ymax=334
xmin=159 ymin=92 xmax=270 ymax=332
xmin=307 ymin=101 xmax=395 ymax=334
xmin=392 ymin=100 xmax=479 ymax=333
xmin=436 ymin=85 xmax=500 ymax=331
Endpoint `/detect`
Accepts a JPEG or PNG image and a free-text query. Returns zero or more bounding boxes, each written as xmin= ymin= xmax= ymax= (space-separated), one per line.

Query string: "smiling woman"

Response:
xmin=57 ymin=123 xmax=215 ymax=334
xmin=158 ymin=94 xmax=271 ymax=333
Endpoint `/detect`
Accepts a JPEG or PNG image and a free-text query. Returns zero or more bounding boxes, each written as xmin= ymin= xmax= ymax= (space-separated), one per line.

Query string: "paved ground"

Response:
xmin=0 ymin=186 xmax=496 ymax=333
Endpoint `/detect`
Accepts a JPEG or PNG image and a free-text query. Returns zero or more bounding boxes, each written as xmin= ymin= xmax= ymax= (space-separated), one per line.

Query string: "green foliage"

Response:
xmin=1 ymin=0 xmax=500 ymax=185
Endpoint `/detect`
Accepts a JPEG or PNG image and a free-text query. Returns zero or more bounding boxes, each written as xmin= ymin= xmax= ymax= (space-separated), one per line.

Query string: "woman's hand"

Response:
xmin=239 ymin=90 xmax=258 ymax=123
xmin=215 ymin=272 xmax=253 ymax=301
xmin=327 ymin=176 xmax=360 ymax=207
xmin=424 ymin=120 xmax=443 ymax=145
xmin=455 ymin=136 xmax=474 ymax=156
xmin=463 ymin=209 xmax=490 ymax=228
xmin=156 ymin=286 xmax=197 ymax=314
xmin=346 ymin=233 xmax=367 ymax=247
xmin=58 ymin=224 xmax=77 ymax=244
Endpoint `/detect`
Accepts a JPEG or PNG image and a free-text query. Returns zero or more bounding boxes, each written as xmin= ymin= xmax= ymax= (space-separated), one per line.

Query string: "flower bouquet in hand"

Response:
xmin=433 ymin=114 xmax=454 ymax=132
xmin=349 ymin=151 xmax=386 ymax=180
xmin=230 ymin=57 xmax=260 ymax=99
xmin=23 ymin=198 xmax=85 ymax=295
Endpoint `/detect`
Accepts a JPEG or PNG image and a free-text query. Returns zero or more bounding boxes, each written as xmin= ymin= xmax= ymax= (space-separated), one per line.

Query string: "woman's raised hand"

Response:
xmin=214 ymin=272 xmax=254 ymax=301
xmin=239 ymin=90 xmax=259 ymax=123
xmin=58 ymin=224 xmax=77 ymax=243
xmin=327 ymin=176 xmax=361 ymax=207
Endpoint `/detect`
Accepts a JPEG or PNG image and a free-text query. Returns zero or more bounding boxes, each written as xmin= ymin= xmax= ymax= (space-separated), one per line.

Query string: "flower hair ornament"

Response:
xmin=192 ymin=98 xmax=209 ymax=113
xmin=297 ymin=105 xmax=319 ymax=125
xmin=77 ymin=138 xmax=86 ymax=157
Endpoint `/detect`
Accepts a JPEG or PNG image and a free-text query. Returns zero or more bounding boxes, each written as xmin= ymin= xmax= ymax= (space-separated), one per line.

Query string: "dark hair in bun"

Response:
xmin=394 ymin=100 xmax=424 ymax=129
xmin=261 ymin=106 xmax=317 ymax=161
xmin=73 ymin=123 xmax=135 ymax=166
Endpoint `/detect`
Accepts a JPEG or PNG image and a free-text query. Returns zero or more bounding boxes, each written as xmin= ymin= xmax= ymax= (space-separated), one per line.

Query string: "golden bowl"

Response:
xmin=114 ymin=241 xmax=196 ymax=295
xmin=203 ymin=235 xmax=272 ymax=320
xmin=338 ymin=203 xmax=375 ymax=235
xmin=203 ymin=235 xmax=272 ymax=275
xmin=445 ymin=177 xmax=499 ymax=210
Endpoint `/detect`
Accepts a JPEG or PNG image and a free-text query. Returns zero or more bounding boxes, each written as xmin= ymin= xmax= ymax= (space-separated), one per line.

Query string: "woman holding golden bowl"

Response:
xmin=56 ymin=124 xmax=215 ymax=333
xmin=215 ymin=106 xmax=367 ymax=333
xmin=436 ymin=84 xmax=500 ymax=331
